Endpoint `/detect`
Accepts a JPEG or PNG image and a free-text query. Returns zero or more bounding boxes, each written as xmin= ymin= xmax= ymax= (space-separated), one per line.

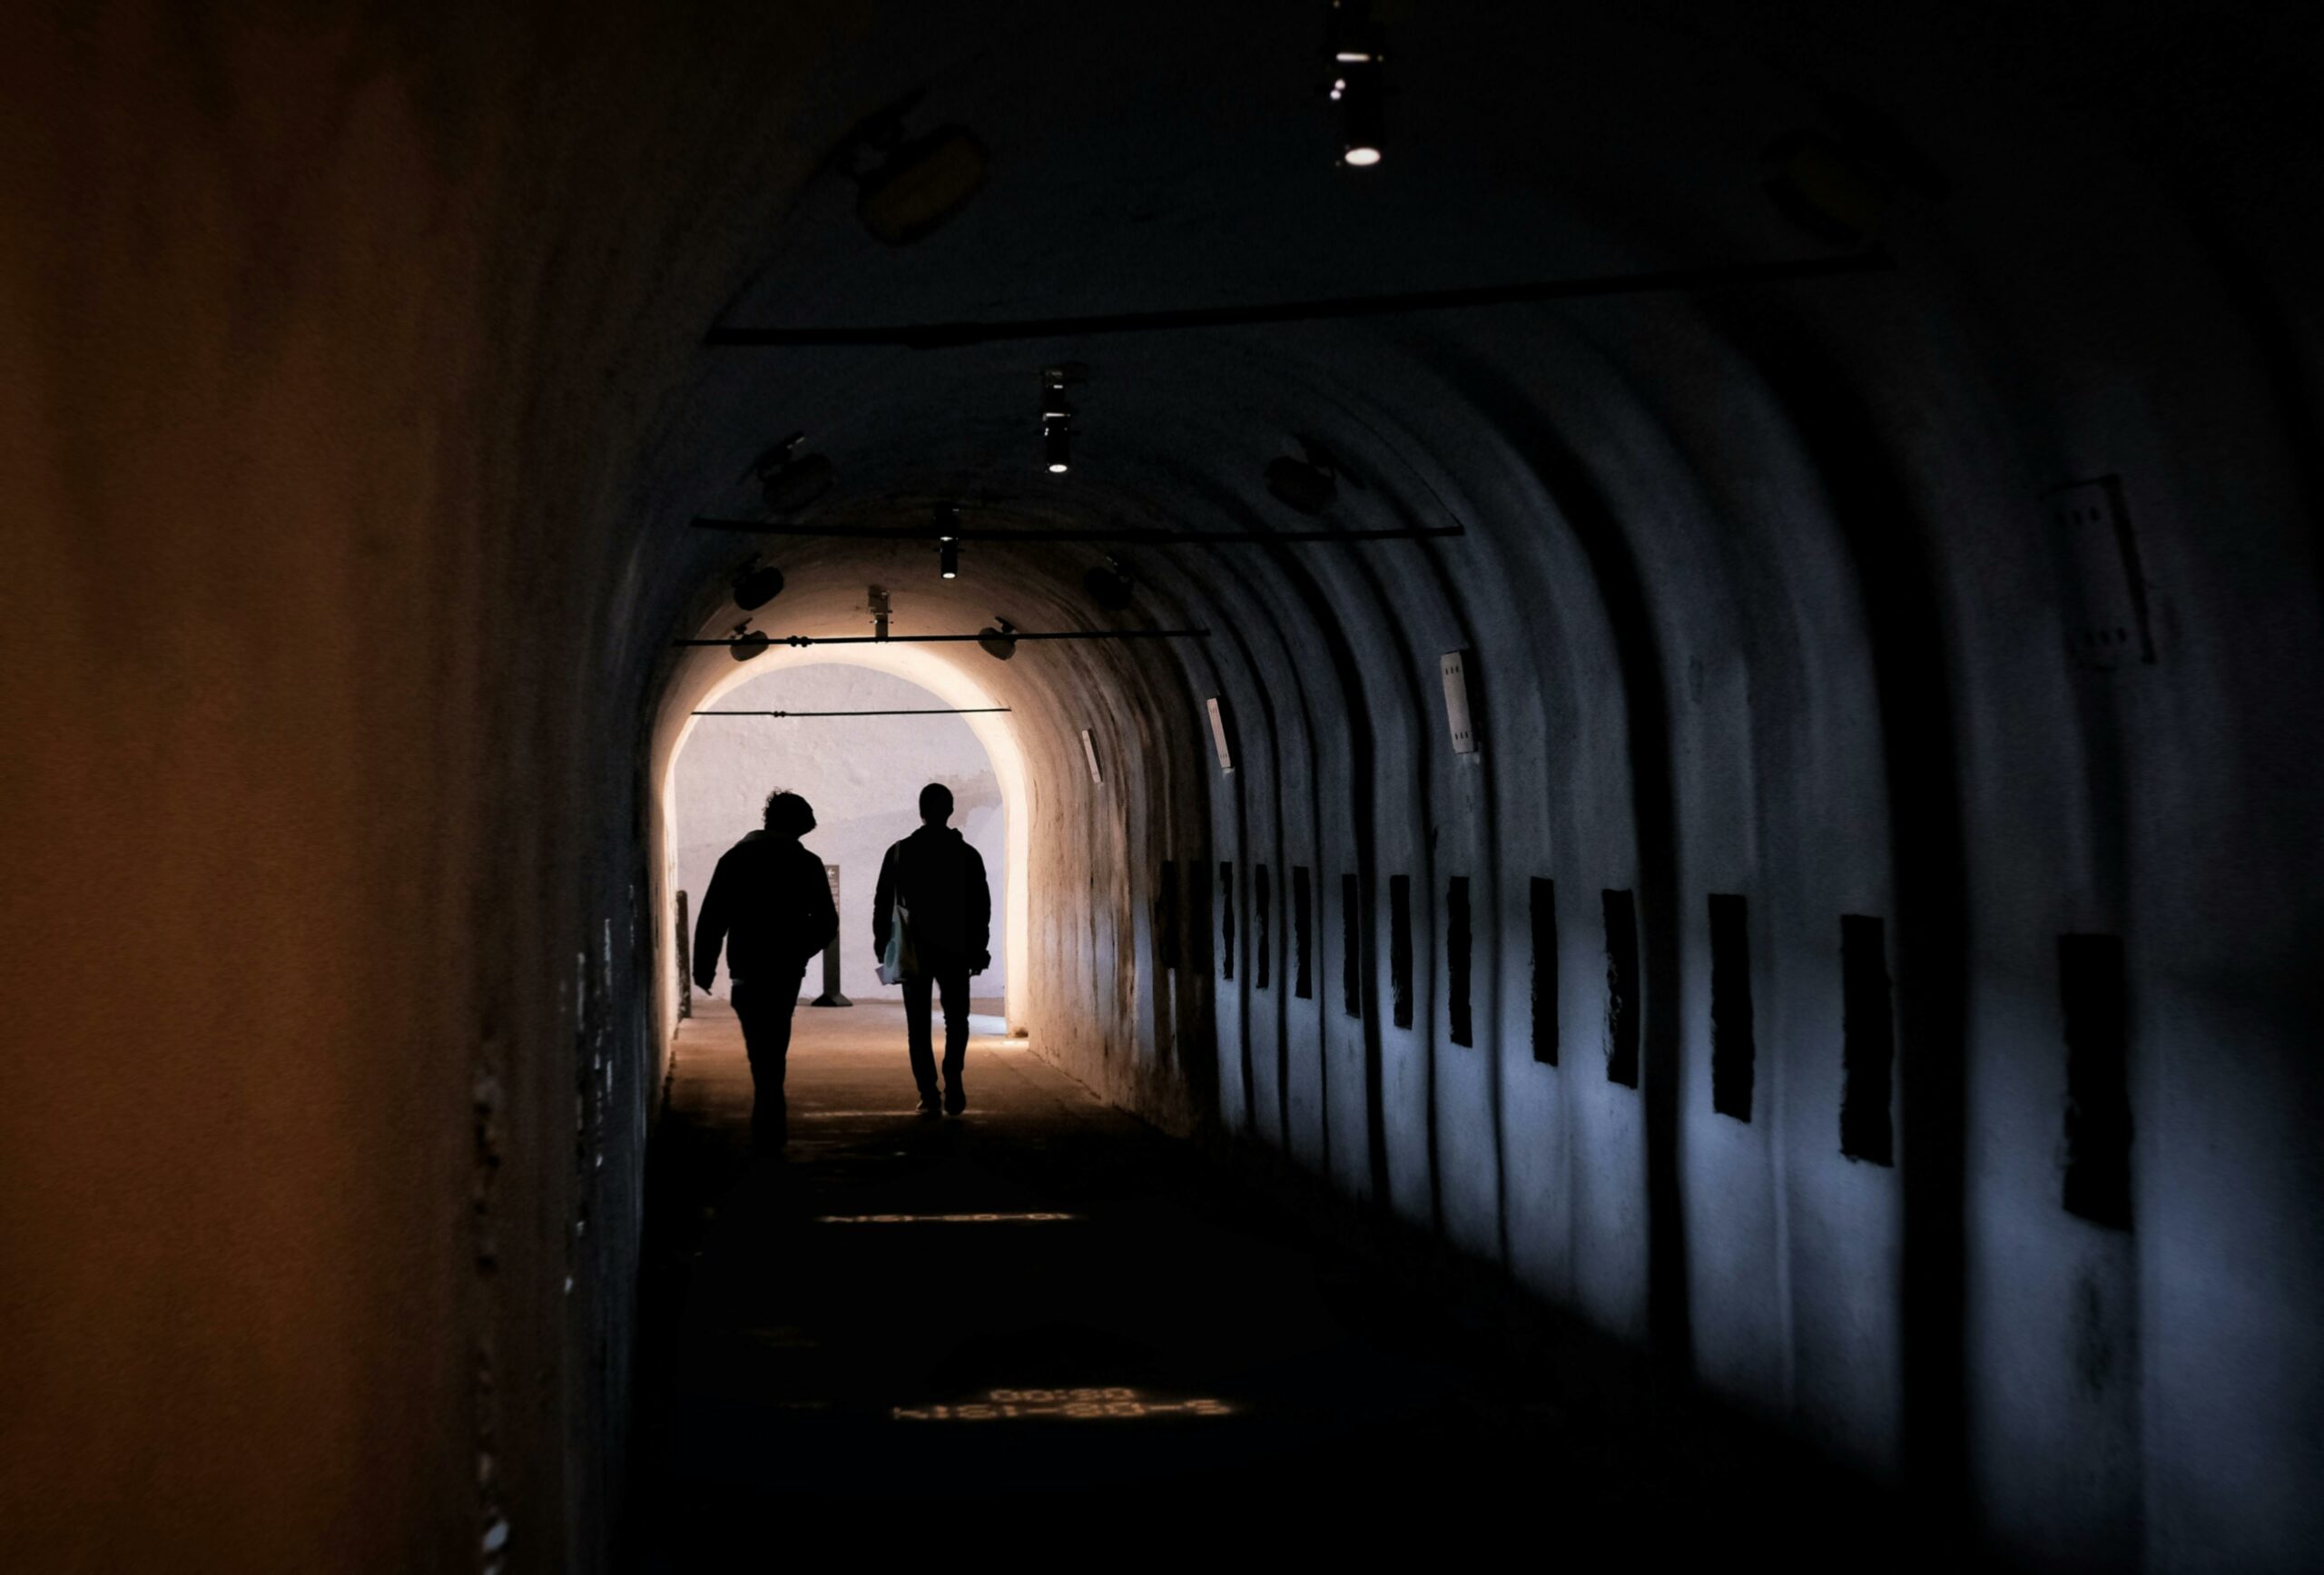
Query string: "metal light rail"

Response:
xmin=702 ymin=250 xmax=1893 ymax=349
xmin=672 ymin=629 xmax=1206 ymax=648
xmin=689 ymin=706 xmax=1012 ymax=717
xmin=690 ymin=517 xmax=1462 ymax=543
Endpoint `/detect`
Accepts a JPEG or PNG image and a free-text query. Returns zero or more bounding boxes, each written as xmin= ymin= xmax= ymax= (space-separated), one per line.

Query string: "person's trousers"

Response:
xmin=729 ymin=970 xmax=805 ymax=1148
xmin=901 ymin=964 xmax=971 ymax=1099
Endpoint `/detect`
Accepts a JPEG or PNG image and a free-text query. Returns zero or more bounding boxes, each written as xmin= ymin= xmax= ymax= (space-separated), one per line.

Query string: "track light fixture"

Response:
xmin=1265 ymin=456 xmax=1333 ymax=513
xmin=732 ymin=559 xmax=786 ymax=611
xmin=675 ymin=624 xmax=1206 ymax=654
xmin=1760 ymin=97 xmax=1950 ymax=248
xmin=1327 ymin=1 xmax=1387 ymax=167
xmin=695 ymin=514 xmax=1458 ymax=545
xmin=935 ymin=504 xmax=961 ymax=578
xmin=1083 ymin=557 xmax=1136 ymax=613
xmin=831 ymin=89 xmax=990 ymax=246
xmin=1041 ymin=364 xmax=1086 ymax=474
xmin=1337 ymin=65 xmax=1384 ymax=167
xmin=745 ymin=432 xmax=837 ymax=517
xmin=708 ymin=252 xmax=1896 ymax=349
xmin=726 ymin=620 xmax=769 ymax=662
xmin=1264 ymin=436 xmax=1360 ymax=516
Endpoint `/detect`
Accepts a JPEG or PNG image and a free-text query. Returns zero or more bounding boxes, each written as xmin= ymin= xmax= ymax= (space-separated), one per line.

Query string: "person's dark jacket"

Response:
xmin=693 ymin=831 xmax=839 ymax=989
xmin=872 ymin=825 xmax=991 ymax=974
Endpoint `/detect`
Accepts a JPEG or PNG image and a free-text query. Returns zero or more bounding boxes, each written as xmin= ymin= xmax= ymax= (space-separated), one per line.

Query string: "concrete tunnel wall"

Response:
xmin=3 ymin=4 xmax=2320 ymax=1571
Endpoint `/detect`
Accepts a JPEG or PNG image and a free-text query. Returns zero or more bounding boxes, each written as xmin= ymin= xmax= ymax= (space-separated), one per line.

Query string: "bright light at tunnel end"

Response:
xmin=1342 ymin=145 xmax=1382 ymax=167
xmin=665 ymin=642 xmax=1035 ymax=1033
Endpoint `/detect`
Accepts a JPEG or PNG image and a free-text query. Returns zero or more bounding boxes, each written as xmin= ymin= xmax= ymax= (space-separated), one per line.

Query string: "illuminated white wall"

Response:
xmin=667 ymin=650 xmax=1030 ymax=1027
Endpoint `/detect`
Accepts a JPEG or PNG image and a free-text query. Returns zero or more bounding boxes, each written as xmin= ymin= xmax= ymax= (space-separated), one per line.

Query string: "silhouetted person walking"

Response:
xmin=693 ymin=790 xmax=839 ymax=1151
xmin=873 ymin=783 xmax=992 ymax=1117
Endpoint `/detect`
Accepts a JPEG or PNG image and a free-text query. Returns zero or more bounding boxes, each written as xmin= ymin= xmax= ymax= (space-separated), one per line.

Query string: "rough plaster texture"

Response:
xmin=3 ymin=4 xmax=2319 ymax=1572
xmin=672 ymin=664 xmax=1007 ymax=999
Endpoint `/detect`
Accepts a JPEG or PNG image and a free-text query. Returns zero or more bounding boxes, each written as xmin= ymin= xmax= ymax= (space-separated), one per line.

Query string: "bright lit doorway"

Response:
xmin=664 ymin=653 xmax=1030 ymax=1029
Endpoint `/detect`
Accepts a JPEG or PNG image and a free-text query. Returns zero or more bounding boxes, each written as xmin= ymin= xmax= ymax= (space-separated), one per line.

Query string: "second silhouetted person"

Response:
xmin=872 ymin=783 xmax=991 ymax=1117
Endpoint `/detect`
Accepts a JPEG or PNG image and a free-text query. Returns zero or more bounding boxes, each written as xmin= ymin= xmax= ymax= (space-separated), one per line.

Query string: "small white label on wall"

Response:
xmin=1442 ymin=651 xmax=1477 ymax=753
xmin=1081 ymin=728 xmax=1103 ymax=785
xmin=1206 ymin=697 xmax=1235 ymax=773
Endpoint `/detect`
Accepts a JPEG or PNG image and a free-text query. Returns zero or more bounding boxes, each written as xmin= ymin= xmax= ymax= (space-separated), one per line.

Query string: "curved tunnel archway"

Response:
xmin=664 ymin=645 xmax=1037 ymax=1028
xmin=5 ymin=4 xmax=2321 ymax=1570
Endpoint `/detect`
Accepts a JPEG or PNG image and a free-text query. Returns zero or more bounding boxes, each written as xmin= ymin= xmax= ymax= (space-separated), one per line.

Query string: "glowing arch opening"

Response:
xmin=662 ymin=645 xmax=1033 ymax=1030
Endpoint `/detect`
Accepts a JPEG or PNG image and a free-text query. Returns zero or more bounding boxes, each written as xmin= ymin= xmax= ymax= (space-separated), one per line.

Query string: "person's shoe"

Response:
xmin=916 ymin=1092 xmax=942 ymax=1120
xmin=943 ymin=1085 xmax=966 ymax=1117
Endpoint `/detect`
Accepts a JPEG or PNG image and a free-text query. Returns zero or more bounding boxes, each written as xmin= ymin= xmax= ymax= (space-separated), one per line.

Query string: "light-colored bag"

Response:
xmin=876 ymin=849 xmax=918 ymax=985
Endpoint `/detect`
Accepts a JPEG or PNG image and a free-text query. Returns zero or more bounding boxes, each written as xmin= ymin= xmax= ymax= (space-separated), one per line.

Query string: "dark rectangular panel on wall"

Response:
xmin=1839 ymin=914 xmax=1895 ymax=1164
xmin=1219 ymin=862 xmax=1236 ymax=982
xmin=1531 ymin=878 xmax=1557 ymax=1065
xmin=1342 ymin=873 xmax=1362 ymax=1019
xmin=1192 ymin=859 xmax=1213 ymax=974
xmin=1390 ymin=875 xmax=1414 ymax=1029
xmin=1602 ymin=889 xmax=1639 ymax=1087
xmin=1709 ymin=893 xmax=1756 ymax=1121
xmin=1157 ymin=861 xmax=1179 ymax=971
xmin=2059 ymin=933 xmax=2133 ymax=1229
xmin=1447 ymin=876 xmax=1473 ymax=1047
xmin=1293 ymin=867 xmax=1314 ymax=999
xmin=1255 ymin=865 xmax=1273 ymax=990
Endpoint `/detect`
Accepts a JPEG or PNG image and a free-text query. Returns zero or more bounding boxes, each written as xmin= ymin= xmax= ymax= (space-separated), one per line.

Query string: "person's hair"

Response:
xmin=763 ymin=789 xmax=815 ymax=838
xmin=919 ymin=782 xmax=954 ymax=822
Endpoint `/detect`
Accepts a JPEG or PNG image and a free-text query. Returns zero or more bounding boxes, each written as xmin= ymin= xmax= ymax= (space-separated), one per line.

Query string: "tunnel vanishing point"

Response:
xmin=3 ymin=3 xmax=2321 ymax=1570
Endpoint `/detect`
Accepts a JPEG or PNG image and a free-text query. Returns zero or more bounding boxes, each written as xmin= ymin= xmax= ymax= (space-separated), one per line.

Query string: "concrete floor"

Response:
xmin=625 ymin=1001 xmax=1969 ymax=1568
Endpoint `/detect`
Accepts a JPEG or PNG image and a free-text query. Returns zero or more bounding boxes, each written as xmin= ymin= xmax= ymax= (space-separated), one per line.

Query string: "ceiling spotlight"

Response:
xmin=978 ymin=617 xmax=1020 ymax=662
xmin=726 ymin=621 xmax=769 ymax=662
xmin=1760 ymin=100 xmax=1949 ymax=248
xmin=833 ymin=91 xmax=990 ymax=246
xmin=1265 ymin=436 xmax=1358 ymax=515
xmin=732 ymin=560 xmax=786 ymax=611
xmin=1265 ymin=456 xmax=1335 ymax=514
xmin=934 ymin=503 xmax=962 ymax=577
xmin=1338 ymin=64 xmax=1385 ymax=167
xmin=746 ymin=432 xmax=837 ymax=517
xmin=858 ymin=127 xmax=989 ymax=246
xmin=1041 ymin=364 xmax=1085 ymax=475
xmin=1084 ymin=558 xmax=1136 ymax=612
xmin=1327 ymin=2 xmax=1387 ymax=167
xmin=1759 ymin=131 xmax=1890 ymax=246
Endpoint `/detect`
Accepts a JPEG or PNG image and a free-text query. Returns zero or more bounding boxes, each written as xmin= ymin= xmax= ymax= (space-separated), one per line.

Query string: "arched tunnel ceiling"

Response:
xmin=632 ymin=0 xmax=2318 ymax=748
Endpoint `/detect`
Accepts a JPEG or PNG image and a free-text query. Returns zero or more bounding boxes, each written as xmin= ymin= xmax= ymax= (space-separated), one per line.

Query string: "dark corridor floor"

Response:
xmin=624 ymin=1001 xmax=1960 ymax=1570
